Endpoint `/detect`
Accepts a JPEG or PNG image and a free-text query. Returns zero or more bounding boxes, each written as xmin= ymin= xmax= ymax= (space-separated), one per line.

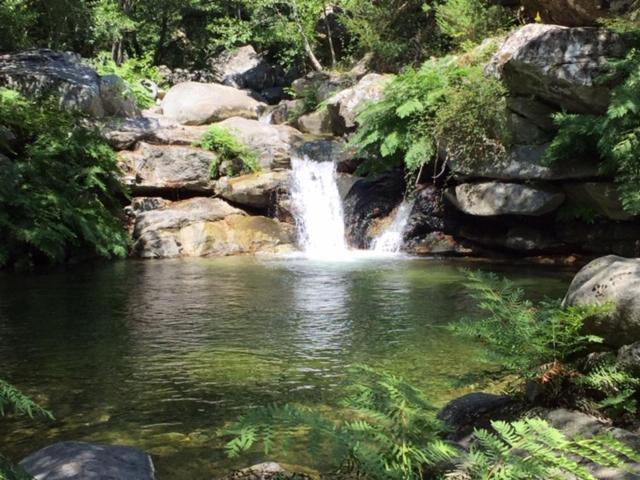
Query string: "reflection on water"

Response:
xmin=0 ymin=257 xmax=572 ymax=479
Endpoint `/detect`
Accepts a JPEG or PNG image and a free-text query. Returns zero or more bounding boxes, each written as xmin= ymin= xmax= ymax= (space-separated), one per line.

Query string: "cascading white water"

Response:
xmin=289 ymin=156 xmax=350 ymax=259
xmin=371 ymin=200 xmax=413 ymax=253
xmin=258 ymin=110 xmax=274 ymax=124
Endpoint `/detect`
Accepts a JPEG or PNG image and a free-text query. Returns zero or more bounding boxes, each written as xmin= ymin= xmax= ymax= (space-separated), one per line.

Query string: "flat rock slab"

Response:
xmin=20 ymin=441 xmax=155 ymax=480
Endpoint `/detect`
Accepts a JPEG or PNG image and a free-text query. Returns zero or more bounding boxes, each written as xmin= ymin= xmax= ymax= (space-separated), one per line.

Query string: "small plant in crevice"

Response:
xmin=196 ymin=125 xmax=260 ymax=178
xmin=220 ymin=365 xmax=456 ymax=480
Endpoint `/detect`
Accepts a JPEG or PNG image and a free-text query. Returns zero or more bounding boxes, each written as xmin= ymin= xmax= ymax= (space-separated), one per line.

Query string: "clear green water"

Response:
xmin=0 ymin=256 xmax=572 ymax=479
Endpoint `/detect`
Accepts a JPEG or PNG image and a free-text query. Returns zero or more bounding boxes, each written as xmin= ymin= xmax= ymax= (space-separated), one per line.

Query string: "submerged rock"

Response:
xmin=161 ymin=82 xmax=265 ymax=125
xmin=20 ymin=441 xmax=155 ymax=480
xmin=563 ymin=255 xmax=640 ymax=347
xmin=447 ymin=182 xmax=565 ymax=216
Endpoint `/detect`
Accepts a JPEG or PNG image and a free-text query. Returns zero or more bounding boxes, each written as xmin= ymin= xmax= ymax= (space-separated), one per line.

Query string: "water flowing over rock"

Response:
xmin=132 ymin=197 xmax=293 ymax=258
xmin=371 ymin=200 xmax=413 ymax=253
xmin=487 ymin=24 xmax=626 ymax=114
xmin=0 ymin=49 xmax=139 ymax=117
xmin=563 ymin=255 xmax=640 ymax=347
xmin=289 ymin=156 xmax=349 ymax=258
xmin=448 ymin=182 xmax=565 ymax=216
xmin=20 ymin=441 xmax=155 ymax=480
xmin=161 ymin=82 xmax=265 ymax=125
xmin=118 ymin=142 xmax=217 ymax=195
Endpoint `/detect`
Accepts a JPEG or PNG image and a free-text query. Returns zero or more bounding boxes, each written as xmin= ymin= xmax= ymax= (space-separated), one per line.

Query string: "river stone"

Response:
xmin=214 ymin=117 xmax=305 ymax=170
xmin=325 ymin=73 xmax=393 ymax=135
xmin=448 ymin=144 xmax=600 ymax=181
xmin=218 ymin=462 xmax=308 ymax=480
xmin=563 ymin=255 xmax=640 ymax=347
xmin=487 ymin=24 xmax=626 ymax=114
xmin=447 ymin=182 xmax=565 ymax=216
xmin=19 ymin=441 xmax=155 ymax=480
xmin=161 ymin=82 xmax=265 ymax=125
xmin=296 ymin=109 xmax=333 ymax=135
xmin=98 ymin=115 xmax=208 ymax=150
xmin=563 ymin=182 xmax=633 ymax=221
xmin=215 ymin=171 xmax=290 ymax=209
xmin=209 ymin=45 xmax=283 ymax=93
xmin=0 ymin=49 xmax=139 ymax=118
xmin=118 ymin=143 xmax=217 ymax=194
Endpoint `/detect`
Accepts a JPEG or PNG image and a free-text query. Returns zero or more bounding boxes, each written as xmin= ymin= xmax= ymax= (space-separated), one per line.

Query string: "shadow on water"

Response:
xmin=0 ymin=256 xmax=573 ymax=479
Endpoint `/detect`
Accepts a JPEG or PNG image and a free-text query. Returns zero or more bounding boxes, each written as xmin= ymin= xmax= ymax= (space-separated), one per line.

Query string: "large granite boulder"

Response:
xmin=215 ymin=117 xmax=305 ymax=170
xmin=0 ymin=49 xmax=139 ymax=117
xmin=326 ymin=73 xmax=392 ymax=135
xmin=617 ymin=341 xmax=640 ymax=375
xmin=448 ymin=144 xmax=600 ymax=181
xmin=521 ymin=0 xmax=634 ymax=27
xmin=98 ymin=115 xmax=208 ymax=150
xmin=209 ymin=45 xmax=283 ymax=93
xmin=563 ymin=255 xmax=640 ymax=347
xmin=133 ymin=197 xmax=293 ymax=258
xmin=296 ymin=109 xmax=333 ymax=135
xmin=215 ymin=171 xmax=290 ymax=209
xmin=19 ymin=441 xmax=155 ymax=480
xmin=447 ymin=182 xmax=565 ymax=216
xmin=118 ymin=143 xmax=217 ymax=194
xmin=488 ymin=24 xmax=626 ymax=114
xmin=161 ymin=82 xmax=265 ymax=125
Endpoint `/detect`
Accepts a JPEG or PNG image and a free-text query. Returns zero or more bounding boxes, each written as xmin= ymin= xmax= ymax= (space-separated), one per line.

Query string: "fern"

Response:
xmin=460 ymin=417 xmax=640 ymax=480
xmin=196 ymin=125 xmax=260 ymax=177
xmin=578 ymin=363 xmax=640 ymax=416
xmin=220 ymin=365 xmax=456 ymax=480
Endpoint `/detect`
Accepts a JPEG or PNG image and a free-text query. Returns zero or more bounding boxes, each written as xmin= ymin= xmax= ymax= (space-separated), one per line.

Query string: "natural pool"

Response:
xmin=0 ymin=256 xmax=573 ymax=479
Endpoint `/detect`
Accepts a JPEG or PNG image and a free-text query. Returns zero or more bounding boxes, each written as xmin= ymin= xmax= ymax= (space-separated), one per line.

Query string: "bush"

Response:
xmin=435 ymin=0 xmax=514 ymax=49
xmin=197 ymin=125 xmax=260 ymax=177
xmin=349 ymin=56 xmax=508 ymax=178
xmin=0 ymin=89 xmax=129 ymax=270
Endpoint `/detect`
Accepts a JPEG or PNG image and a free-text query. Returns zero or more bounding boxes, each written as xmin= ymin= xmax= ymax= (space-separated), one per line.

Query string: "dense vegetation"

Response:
xmin=0 ymin=89 xmax=129 ymax=270
xmin=197 ymin=126 xmax=261 ymax=177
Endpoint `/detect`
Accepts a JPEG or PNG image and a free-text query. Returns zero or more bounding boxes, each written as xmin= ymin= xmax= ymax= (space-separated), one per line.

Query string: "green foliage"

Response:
xmin=92 ymin=52 xmax=163 ymax=108
xmin=462 ymin=417 xmax=640 ymax=480
xmin=0 ymin=457 xmax=33 ymax=480
xmin=450 ymin=270 xmax=607 ymax=375
xmin=197 ymin=126 xmax=260 ymax=177
xmin=0 ymin=0 xmax=36 ymax=52
xmin=0 ymin=88 xmax=129 ymax=269
xmin=578 ymin=362 xmax=640 ymax=417
xmin=545 ymin=49 xmax=640 ymax=214
xmin=349 ymin=56 xmax=508 ymax=176
xmin=435 ymin=0 xmax=513 ymax=49
xmin=221 ymin=365 xmax=456 ymax=479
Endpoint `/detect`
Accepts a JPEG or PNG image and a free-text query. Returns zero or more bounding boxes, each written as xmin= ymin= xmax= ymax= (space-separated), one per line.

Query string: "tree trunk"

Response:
xmin=322 ymin=2 xmax=337 ymax=67
xmin=289 ymin=0 xmax=323 ymax=71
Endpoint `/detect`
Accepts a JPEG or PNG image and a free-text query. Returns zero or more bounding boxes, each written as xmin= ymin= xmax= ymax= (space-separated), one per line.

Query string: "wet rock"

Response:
xmin=19 ymin=441 xmax=155 ymax=480
xmin=326 ymin=73 xmax=393 ymax=135
xmin=215 ymin=171 xmax=290 ymax=209
xmin=563 ymin=255 xmax=640 ymax=347
xmin=161 ymin=82 xmax=265 ymax=125
xmin=293 ymin=138 xmax=358 ymax=173
xmin=209 ymin=45 xmax=284 ymax=94
xmin=487 ymin=24 xmax=626 ymax=114
xmin=405 ymin=232 xmax=475 ymax=256
xmin=133 ymin=197 xmax=293 ymax=258
xmin=214 ymin=117 xmax=305 ymax=170
xmin=118 ymin=143 xmax=216 ymax=195
xmin=0 ymin=49 xmax=139 ymax=117
xmin=447 ymin=182 xmax=565 ymax=216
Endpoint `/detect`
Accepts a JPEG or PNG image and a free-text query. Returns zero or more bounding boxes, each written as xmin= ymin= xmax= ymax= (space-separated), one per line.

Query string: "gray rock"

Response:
xmin=563 ymin=255 xmax=640 ymax=347
xmin=118 ymin=142 xmax=217 ymax=194
xmin=449 ymin=144 xmax=600 ymax=181
xmin=325 ymin=73 xmax=392 ymax=135
xmin=0 ymin=49 xmax=138 ymax=118
xmin=506 ymin=96 xmax=557 ymax=131
xmin=161 ymin=82 xmax=265 ymax=125
xmin=215 ymin=171 xmax=290 ymax=209
xmin=617 ymin=341 xmax=640 ymax=375
xmin=488 ymin=24 xmax=626 ymax=114
xmin=448 ymin=182 xmax=565 ymax=216
xmin=291 ymin=71 xmax=353 ymax=103
xmin=507 ymin=111 xmax=553 ymax=145
xmin=209 ymin=45 xmax=283 ymax=93
xmin=214 ymin=117 xmax=305 ymax=170
xmin=218 ymin=462 xmax=308 ymax=480
xmin=270 ymin=99 xmax=304 ymax=125
xmin=296 ymin=109 xmax=333 ymax=135
xmin=563 ymin=182 xmax=633 ymax=221
xmin=19 ymin=441 xmax=155 ymax=480
xmin=132 ymin=197 xmax=294 ymax=258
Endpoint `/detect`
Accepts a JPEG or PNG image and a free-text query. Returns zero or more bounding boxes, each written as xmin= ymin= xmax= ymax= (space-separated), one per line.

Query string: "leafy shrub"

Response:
xmin=435 ymin=0 xmax=513 ymax=49
xmin=92 ymin=52 xmax=163 ymax=108
xmin=349 ymin=56 xmax=508 ymax=177
xmin=197 ymin=125 xmax=260 ymax=177
xmin=0 ymin=0 xmax=36 ymax=51
xmin=462 ymin=417 xmax=640 ymax=479
xmin=545 ymin=49 xmax=640 ymax=214
xmin=450 ymin=270 xmax=608 ymax=375
xmin=221 ymin=365 xmax=456 ymax=480
xmin=0 ymin=88 xmax=129 ymax=269
xmin=578 ymin=361 xmax=640 ymax=418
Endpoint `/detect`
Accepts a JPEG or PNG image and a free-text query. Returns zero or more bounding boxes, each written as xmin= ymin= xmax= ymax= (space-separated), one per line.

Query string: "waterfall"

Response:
xmin=371 ymin=200 xmax=413 ymax=254
xmin=289 ymin=156 xmax=350 ymax=259
xmin=258 ymin=110 xmax=274 ymax=124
